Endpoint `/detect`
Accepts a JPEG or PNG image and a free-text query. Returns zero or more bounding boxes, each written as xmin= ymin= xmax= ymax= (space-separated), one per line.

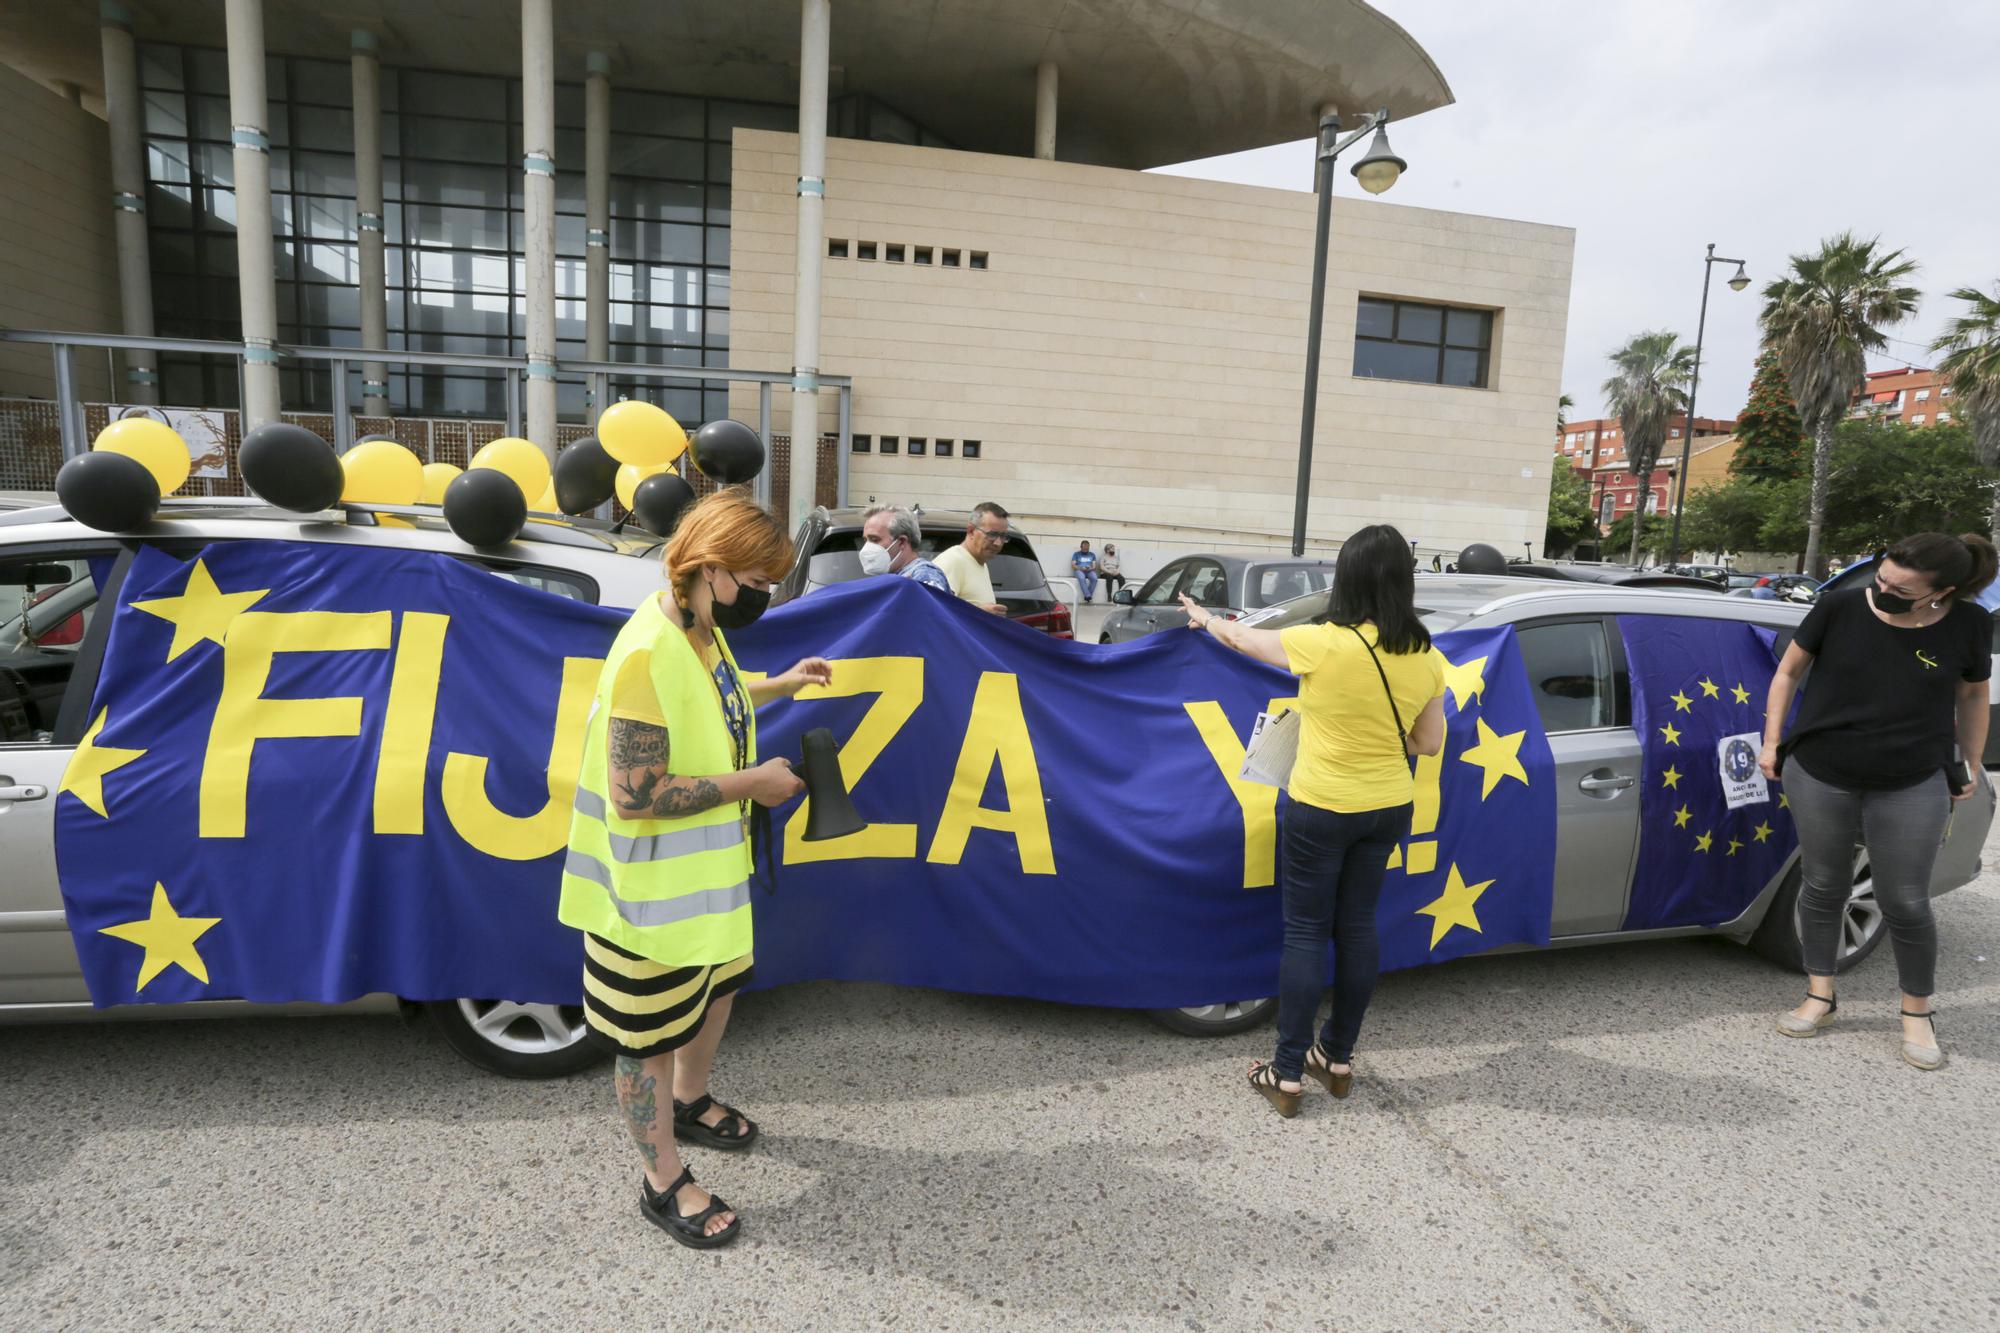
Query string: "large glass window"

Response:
xmin=1353 ymin=297 xmax=1494 ymax=389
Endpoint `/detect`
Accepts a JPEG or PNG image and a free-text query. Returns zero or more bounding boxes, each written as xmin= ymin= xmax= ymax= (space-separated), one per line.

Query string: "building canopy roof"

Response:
xmin=7 ymin=0 xmax=1451 ymax=168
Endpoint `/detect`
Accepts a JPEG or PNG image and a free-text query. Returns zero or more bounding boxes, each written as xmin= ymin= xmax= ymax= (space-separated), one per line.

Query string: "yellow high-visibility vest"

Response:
xmin=557 ymin=595 xmax=755 ymax=964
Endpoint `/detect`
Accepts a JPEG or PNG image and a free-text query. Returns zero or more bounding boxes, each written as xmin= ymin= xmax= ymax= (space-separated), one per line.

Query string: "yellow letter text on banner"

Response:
xmin=372 ymin=611 xmax=449 ymax=835
xmin=1183 ymin=695 xmax=1297 ymax=889
xmin=441 ymin=656 xmax=601 ymax=861
xmin=784 ymin=656 xmax=924 ymax=864
xmin=200 ymin=611 xmax=394 ymax=838
xmin=925 ymin=672 xmax=1055 ymax=875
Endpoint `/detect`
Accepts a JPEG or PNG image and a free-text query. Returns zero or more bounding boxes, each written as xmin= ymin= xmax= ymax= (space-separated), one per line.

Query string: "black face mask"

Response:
xmin=1873 ymin=585 xmax=1918 ymax=615
xmin=709 ymin=570 xmax=770 ymax=629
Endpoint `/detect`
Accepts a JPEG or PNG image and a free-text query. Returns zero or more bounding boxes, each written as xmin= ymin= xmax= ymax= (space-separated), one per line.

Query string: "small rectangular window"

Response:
xmin=968 ymin=251 xmax=988 ymax=270
xmin=1916 ymin=388 xmax=1931 ymax=401
xmin=1353 ymin=297 xmax=1493 ymax=388
xmin=851 ymin=434 xmax=871 ymax=453
xmin=857 ymin=241 xmax=877 ymax=261
xmin=885 ymin=243 xmax=905 ymax=263
xmin=879 ymin=435 xmax=899 ymax=455
xmin=942 ymin=249 xmax=961 ymax=267
xmin=907 ymin=437 xmax=927 ymax=456
xmin=914 ymin=246 xmax=933 ymax=265
xmin=1913 ymin=413 xmax=1926 ymax=425
xmin=935 ymin=438 xmax=954 ymax=457
xmin=828 ymin=239 xmax=849 ymax=258
xmin=961 ymin=439 xmax=981 ymax=459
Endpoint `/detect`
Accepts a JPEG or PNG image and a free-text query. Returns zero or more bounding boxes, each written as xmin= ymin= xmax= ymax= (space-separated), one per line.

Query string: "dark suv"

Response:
xmin=776 ymin=505 xmax=1073 ymax=637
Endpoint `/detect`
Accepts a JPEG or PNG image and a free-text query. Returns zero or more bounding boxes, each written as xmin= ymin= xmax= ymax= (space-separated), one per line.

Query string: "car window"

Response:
xmin=0 ymin=552 xmax=113 ymax=744
xmin=1183 ymin=562 xmax=1230 ymax=608
xmin=1135 ymin=562 xmax=1187 ymax=606
xmin=1516 ymin=619 xmax=1614 ymax=733
xmin=1248 ymin=565 xmax=1327 ymax=608
xmin=472 ymin=562 xmax=596 ymax=602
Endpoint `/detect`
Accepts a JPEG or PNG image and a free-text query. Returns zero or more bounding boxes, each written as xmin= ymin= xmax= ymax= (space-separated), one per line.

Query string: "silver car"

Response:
xmin=1099 ymin=554 xmax=1338 ymax=643
xmin=0 ymin=497 xmax=671 ymax=1078
xmin=1157 ymin=574 xmax=1995 ymax=1036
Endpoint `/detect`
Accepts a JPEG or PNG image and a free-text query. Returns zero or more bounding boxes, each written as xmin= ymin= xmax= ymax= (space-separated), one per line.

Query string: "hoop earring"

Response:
xmin=1931 ymin=600 xmax=1942 ymax=610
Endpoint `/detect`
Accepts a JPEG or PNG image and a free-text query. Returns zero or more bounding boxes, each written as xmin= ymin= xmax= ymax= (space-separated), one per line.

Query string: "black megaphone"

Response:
xmin=790 ymin=727 xmax=867 ymax=842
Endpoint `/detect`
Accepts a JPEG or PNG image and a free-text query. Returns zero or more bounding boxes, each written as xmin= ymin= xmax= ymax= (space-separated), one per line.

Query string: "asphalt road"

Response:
xmin=7 ymin=829 xmax=2000 ymax=1329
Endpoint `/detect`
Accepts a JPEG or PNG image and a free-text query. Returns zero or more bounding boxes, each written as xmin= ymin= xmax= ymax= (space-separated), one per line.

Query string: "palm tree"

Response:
xmin=1931 ymin=284 xmax=2000 ymax=542
xmin=1759 ymin=233 xmax=1921 ymax=577
xmin=1601 ymin=330 xmax=1695 ymax=564
xmin=1557 ymin=392 xmax=1575 ymax=436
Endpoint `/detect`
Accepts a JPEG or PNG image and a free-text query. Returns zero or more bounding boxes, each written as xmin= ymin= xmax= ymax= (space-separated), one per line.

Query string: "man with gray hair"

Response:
xmin=859 ymin=504 xmax=951 ymax=594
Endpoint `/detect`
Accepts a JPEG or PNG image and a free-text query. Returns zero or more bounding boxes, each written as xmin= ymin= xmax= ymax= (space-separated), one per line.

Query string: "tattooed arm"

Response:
xmin=606 ymin=715 xmax=804 ymax=817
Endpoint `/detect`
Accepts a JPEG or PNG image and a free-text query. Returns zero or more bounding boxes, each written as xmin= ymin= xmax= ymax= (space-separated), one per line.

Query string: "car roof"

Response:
xmin=1257 ymin=574 xmax=1810 ymax=626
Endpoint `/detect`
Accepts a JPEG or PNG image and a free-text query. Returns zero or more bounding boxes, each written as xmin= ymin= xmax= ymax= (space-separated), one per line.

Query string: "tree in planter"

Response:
xmin=1601 ymin=330 xmax=1694 ymax=564
xmin=1930 ymin=283 xmax=2000 ymax=542
xmin=1759 ymin=232 xmax=1921 ymax=577
xmin=1543 ymin=453 xmax=1596 ymax=556
xmin=1730 ymin=344 xmax=1808 ymax=484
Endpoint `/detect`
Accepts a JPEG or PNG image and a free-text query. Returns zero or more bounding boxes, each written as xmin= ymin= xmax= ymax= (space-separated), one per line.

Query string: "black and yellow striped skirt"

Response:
xmin=581 ymin=934 xmax=755 ymax=1059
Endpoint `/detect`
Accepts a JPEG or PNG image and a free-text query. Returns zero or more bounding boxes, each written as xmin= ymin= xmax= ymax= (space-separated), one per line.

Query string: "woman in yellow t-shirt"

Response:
xmin=1181 ymin=524 xmax=1446 ymax=1117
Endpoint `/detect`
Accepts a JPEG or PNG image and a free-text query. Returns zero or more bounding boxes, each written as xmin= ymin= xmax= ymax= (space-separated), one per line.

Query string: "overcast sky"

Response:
xmin=1155 ymin=0 xmax=1999 ymax=425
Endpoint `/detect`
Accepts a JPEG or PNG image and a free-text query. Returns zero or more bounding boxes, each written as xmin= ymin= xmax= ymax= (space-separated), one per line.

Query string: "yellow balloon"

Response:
xmin=339 ymin=439 xmax=424 ymax=505
xmin=614 ymin=461 xmax=674 ymax=510
xmin=418 ymin=462 xmax=462 ymax=505
xmin=597 ymin=399 xmax=688 ymax=468
xmin=94 ymin=416 xmax=191 ymax=495
xmin=469 ymin=436 xmax=552 ymax=502
xmin=531 ymin=480 xmax=558 ymax=513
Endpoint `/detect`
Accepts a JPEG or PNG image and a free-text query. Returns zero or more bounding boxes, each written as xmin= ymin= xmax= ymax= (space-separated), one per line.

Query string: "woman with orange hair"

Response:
xmin=559 ymin=487 xmax=830 ymax=1249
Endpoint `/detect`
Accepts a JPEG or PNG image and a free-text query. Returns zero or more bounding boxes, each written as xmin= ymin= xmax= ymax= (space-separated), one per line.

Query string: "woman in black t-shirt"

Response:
xmin=1760 ymin=532 xmax=1996 ymax=1071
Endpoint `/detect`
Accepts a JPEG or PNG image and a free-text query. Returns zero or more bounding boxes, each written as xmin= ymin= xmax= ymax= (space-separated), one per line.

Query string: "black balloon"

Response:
xmin=442 ymin=467 xmax=527 ymax=547
xmin=56 ymin=452 xmax=160 ymax=531
xmin=240 ymin=421 xmax=343 ymax=512
xmin=1457 ymin=542 xmax=1507 ymax=576
xmin=553 ymin=434 xmax=620 ymax=514
xmin=690 ymin=418 xmax=766 ymax=485
xmin=631 ymin=471 xmax=696 ymax=537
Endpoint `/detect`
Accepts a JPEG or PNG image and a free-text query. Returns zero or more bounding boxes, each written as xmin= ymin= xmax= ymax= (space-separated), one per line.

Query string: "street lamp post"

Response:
xmin=1665 ymin=242 xmax=1749 ymax=567
xmin=1290 ymin=108 xmax=1406 ymax=557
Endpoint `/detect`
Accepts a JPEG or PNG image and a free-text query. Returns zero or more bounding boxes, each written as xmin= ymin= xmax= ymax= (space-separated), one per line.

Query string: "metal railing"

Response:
xmin=0 ymin=329 xmax=854 ymax=512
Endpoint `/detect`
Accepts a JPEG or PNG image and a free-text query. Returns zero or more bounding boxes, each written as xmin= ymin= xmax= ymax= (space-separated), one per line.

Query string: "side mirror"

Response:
xmin=1112 ymin=589 xmax=1136 ymax=605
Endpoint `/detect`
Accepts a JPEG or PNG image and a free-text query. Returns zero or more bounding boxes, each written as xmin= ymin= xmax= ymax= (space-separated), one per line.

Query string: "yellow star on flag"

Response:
xmin=1416 ymin=862 xmax=1495 ymax=950
xmin=97 ymin=883 xmax=220 ymax=992
xmin=1673 ymin=804 xmax=1692 ymax=829
xmin=1779 ymin=793 xmax=1789 ymax=809
xmin=1441 ymin=655 xmax=1489 ymax=712
xmin=1458 ymin=716 xmax=1529 ymax=798
xmin=131 ymin=558 xmax=270 ymax=662
xmin=1753 ymin=821 xmax=1774 ymax=843
xmin=1669 ymin=690 xmax=1693 ymax=713
xmin=1727 ymin=839 xmax=1744 ymax=856
xmin=1659 ymin=722 xmax=1682 ymax=746
xmin=58 ymin=708 xmax=146 ymax=819
xmin=1731 ymin=683 xmax=1752 ymax=705
xmin=1698 ymin=677 xmax=1720 ymax=699
xmin=1661 ymin=765 xmax=1683 ymax=790
xmin=1694 ymin=831 xmax=1714 ymax=853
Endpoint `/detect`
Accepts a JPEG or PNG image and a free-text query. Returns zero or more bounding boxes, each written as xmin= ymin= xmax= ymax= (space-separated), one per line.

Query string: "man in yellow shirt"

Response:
xmin=932 ymin=502 xmax=1010 ymax=614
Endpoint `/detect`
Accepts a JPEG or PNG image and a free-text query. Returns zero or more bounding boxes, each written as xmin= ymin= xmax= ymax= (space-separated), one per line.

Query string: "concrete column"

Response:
xmin=351 ymin=30 xmax=389 ymax=417
xmin=520 ymin=0 xmax=557 ymax=460
xmin=1034 ymin=61 xmax=1058 ymax=161
xmin=225 ymin=0 xmax=281 ymax=427
xmin=584 ymin=51 xmax=610 ymax=389
xmin=788 ymin=0 xmax=830 ymax=525
xmin=99 ymin=1 xmax=157 ymax=404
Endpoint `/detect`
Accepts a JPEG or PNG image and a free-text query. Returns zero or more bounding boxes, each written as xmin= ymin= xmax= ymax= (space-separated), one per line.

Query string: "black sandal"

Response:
xmin=1248 ymin=1060 xmax=1301 ymax=1118
xmin=1304 ymin=1042 xmax=1355 ymax=1099
xmin=641 ymin=1167 xmax=741 ymax=1249
xmin=673 ymin=1093 xmax=760 ymax=1151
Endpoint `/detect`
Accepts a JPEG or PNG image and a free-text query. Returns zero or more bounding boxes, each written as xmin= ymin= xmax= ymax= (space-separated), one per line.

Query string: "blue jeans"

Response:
xmin=1076 ymin=569 xmax=1097 ymax=601
xmin=1273 ymin=798 xmax=1412 ymax=1079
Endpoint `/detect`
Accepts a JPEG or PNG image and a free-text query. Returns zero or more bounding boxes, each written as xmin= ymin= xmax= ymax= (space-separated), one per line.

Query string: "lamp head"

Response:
xmin=1726 ymin=262 xmax=1750 ymax=292
xmin=1350 ymin=125 xmax=1406 ymax=195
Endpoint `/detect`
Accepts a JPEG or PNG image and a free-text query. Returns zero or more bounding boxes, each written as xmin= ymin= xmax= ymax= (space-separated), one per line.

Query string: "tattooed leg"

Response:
xmin=614 ymin=1053 xmax=677 ymax=1187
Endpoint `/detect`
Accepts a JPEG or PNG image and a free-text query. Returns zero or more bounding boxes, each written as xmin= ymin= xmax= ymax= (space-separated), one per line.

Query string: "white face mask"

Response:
xmin=858 ymin=540 xmax=894 ymax=576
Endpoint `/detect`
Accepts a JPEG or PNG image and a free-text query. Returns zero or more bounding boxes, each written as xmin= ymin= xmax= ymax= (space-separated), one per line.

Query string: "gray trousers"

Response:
xmin=1785 ymin=761 xmax=1949 ymax=996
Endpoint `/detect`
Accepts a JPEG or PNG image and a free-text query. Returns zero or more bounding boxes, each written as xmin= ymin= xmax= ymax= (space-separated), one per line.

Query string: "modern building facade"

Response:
xmin=1851 ymin=367 xmax=1955 ymax=427
xmin=2 ymin=0 xmax=1574 ymax=564
xmin=1560 ymin=415 xmax=1735 ymax=471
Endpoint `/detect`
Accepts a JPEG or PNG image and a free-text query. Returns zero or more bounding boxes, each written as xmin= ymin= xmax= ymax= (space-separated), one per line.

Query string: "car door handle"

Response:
xmin=0 ymin=784 xmax=50 ymax=801
xmin=1577 ymin=773 xmax=1635 ymax=793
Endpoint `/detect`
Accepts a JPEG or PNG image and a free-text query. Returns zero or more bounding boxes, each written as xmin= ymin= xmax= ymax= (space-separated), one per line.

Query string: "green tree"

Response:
xmin=1556 ymin=392 xmax=1575 ymax=436
xmin=1677 ymin=478 xmax=1775 ymax=557
xmin=1930 ymin=283 xmax=2000 ymax=541
xmin=1603 ymin=511 xmax=1671 ymax=563
xmin=1759 ymin=232 xmax=1921 ymax=577
xmin=1729 ymin=344 xmax=1808 ymax=484
xmin=1601 ymin=330 xmax=1695 ymax=564
xmin=1543 ymin=453 xmax=1595 ymax=556
xmin=1821 ymin=419 xmax=1993 ymax=555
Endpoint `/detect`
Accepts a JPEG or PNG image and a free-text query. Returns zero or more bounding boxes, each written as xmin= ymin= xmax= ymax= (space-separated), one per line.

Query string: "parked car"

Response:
xmin=1663 ymin=562 xmax=1732 ymax=585
xmin=1499 ymin=561 xmax=1722 ymax=592
xmin=1155 ymin=575 xmax=1994 ymax=1036
xmin=776 ymin=505 xmax=1072 ymax=637
xmin=0 ymin=496 xmax=672 ymax=1078
xmin=1098 ymin=555 xmax=1338 ymax=643
xmin=1727 ymin=573 xmax=1817 ymax=603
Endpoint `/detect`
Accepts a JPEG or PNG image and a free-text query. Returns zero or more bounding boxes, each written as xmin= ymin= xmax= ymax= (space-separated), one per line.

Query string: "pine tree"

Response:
xmin=1730 ymin=344 xmax=1808 ymax=484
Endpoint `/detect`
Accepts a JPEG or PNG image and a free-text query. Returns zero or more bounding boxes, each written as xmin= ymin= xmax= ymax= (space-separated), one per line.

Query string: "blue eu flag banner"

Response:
xmin=55 ymin=540 xmax=625 ymax=1006
xmin=1618 ymin=614 xmax=1797 ymax=930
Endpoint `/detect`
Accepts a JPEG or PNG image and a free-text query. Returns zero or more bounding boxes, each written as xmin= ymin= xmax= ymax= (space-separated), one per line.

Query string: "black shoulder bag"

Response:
xmin=1345 ymin=625 xmax=1410 ymax=761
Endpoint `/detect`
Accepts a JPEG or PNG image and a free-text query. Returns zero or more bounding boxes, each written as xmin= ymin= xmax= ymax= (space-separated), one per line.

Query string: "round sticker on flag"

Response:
xmin=1717 ymin=732 xmax=1768 ymax=809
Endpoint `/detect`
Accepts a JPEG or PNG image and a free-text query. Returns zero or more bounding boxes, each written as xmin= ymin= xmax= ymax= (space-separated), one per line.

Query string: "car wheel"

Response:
xmin=1147 ymin=996 xmax=1277 ymax=1036
xmin=1749 ymin=860 xmax=1885 ymax=973
xmin=425 ymin=998 xmax=603 ymax=1078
